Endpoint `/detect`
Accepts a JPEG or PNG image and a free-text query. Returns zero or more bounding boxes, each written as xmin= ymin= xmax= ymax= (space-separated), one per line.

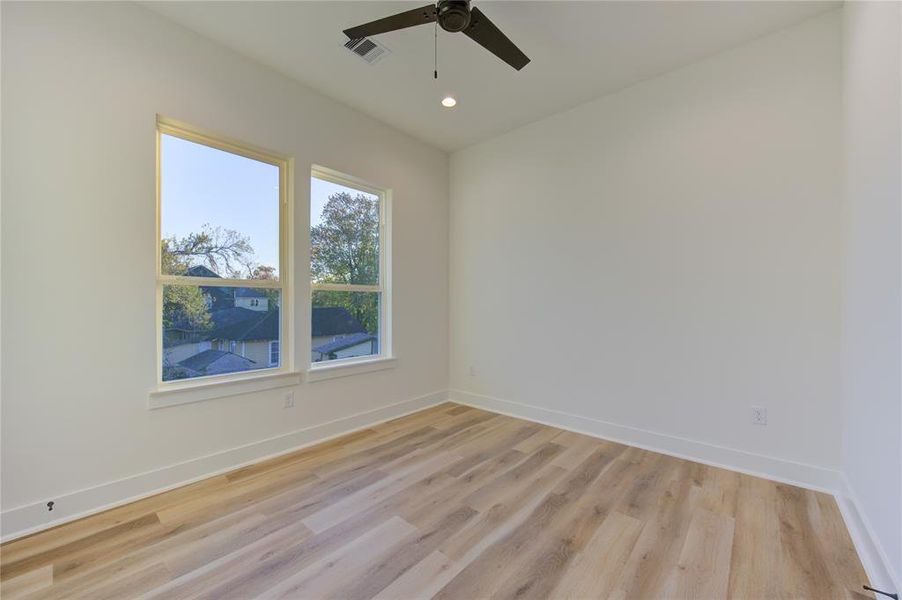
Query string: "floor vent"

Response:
xmin=343 ymin=37 xmax=390 ymax=65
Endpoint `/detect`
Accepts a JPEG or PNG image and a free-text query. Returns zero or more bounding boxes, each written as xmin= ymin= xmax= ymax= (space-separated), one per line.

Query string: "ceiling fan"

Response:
xmin=343 ymin=0 xmax=530 ymax=71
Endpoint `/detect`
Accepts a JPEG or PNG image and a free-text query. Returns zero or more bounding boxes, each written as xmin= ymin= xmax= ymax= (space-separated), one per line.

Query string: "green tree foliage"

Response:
xmin=311 ymin=192 xmax=380 ymax=333
xmin=160 ymin=230 xmax=215 ymax=332
xmin=311 ymin=192 xmax=379 ymax=285
xmin=163 ymin=284 xmax=212 ymax=330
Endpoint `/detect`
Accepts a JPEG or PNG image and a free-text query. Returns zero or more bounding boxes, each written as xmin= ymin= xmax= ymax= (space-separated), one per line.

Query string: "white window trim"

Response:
xmin=308 ymin=165 xmax=393 ymax=377
xmin=306 ymin=356 xmax=397 ymax=383
xmin=151 ymin=116 xmax=295 ymax=407
xmin=149 ymin=370 xmax=301 ymax=409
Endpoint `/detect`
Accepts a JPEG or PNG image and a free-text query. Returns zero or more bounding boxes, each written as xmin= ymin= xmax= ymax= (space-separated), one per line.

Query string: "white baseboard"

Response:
xmin=7 ymin=387 xmax=895 ymax=596
xmin=836 ymin=474 xmax=902 ymax=595
xmin=449 ymin=389 xmax=841 ymax=493
xmin=451 ymin=389 xmax=902 ymax=594
xmin=0 ymin=390 xmax=448 ymax=542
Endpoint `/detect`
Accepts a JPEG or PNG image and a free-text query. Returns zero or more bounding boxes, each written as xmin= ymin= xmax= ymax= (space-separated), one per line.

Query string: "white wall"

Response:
xmin=0 ymin=2 xmax=448 ymax=536
xmin=450 ymin=12 xmax=843 ymax=484
xmin=4 ymin=5 xmax=900 ymax=588
xmin=841 ymin=0 xmax=902 ymax=590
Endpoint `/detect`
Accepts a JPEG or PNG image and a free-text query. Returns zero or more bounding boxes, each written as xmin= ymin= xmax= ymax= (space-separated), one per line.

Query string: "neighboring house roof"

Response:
xmin=167 ymin=306 xmax=362 ymax=347
xmin=311 ymin=307 xmax=366 ymax=337
xmin=183 ymin=266 xmax=265 ymax=298
xmin=212 ymin=309 xmax=279 ymax=342
xmin=177 ymin=349 xmax=256 ymax=372
xmin=185 ymin=265 xmax=236 ymax=309
xmin=312 ymin=332 xmax=375 ymax=355
xmin=210 ymin=307 xmax=259 ymax=328
xmin=186 ymin=265 xmax=221 ymax=278
xmin=166 ymin=307 xmax=255 ymax=335
xmin=165 ymin=307 xmax=278 ymax=345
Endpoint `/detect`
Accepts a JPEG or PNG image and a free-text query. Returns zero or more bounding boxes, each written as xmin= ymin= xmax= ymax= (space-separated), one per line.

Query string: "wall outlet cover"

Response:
xmin=751 ymin=406 xmax=767 ymax=425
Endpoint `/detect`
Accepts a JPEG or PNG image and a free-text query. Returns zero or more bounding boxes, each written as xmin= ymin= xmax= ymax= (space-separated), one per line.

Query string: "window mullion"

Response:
xmin=159 ymin=275 xmax=282 ymax=289
xmin=310 ymin=283 xmax=381 ymax=293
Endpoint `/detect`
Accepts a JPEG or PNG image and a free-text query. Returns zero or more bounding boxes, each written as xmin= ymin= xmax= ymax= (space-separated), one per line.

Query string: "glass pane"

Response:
xmin=310 ymin=176 xmax=379 ymax=285
xmin=163 ymin=284 xmax=281 ymax=381
xmin=312 ymin=291 xmax=379 ymax=363
xmin=161 ymin=133 xmax=280 ymax=280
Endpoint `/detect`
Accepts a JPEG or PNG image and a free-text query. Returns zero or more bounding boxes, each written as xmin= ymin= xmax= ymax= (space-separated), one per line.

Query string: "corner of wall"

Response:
xmin=837 ymin=474 xmax=902 ymax=593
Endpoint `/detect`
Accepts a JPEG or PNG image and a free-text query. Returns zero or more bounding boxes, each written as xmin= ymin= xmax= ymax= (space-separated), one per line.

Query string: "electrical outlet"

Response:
xmin=283 ymin=392 xmax=295 ymax=409
xmin=751 ymin=406 xmax=767 ymax=426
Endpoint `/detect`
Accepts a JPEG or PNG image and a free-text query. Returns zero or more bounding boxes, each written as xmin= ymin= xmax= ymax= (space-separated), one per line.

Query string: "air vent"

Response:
xmin=343 ymin=37 xmax=390 ymax=65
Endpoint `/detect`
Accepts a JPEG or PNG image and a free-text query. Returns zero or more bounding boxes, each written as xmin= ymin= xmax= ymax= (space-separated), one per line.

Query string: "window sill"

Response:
xmin=148 ymin=370 xmax=302 ymax=409
xmin=306 ymin=356 xmax=397 ymax=382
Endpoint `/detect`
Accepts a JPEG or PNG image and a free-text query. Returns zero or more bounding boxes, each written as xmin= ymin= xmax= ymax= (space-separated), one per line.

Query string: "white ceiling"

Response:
xmin=146 ymin=1 xmax=838 ymax=151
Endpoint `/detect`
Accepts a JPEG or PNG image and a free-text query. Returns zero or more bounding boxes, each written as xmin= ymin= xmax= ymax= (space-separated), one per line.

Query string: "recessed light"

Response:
xmin=441 ymin=96 xmax=457 ymax=108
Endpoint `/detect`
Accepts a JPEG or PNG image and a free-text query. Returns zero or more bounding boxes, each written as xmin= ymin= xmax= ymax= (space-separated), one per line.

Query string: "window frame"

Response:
xmin=309 ymin=165 xmax=392 ymax=372
xmin=269 ymin=340 xmax=280 ymax=367
xmin=154 ymin=116 xmax=294 ymax=394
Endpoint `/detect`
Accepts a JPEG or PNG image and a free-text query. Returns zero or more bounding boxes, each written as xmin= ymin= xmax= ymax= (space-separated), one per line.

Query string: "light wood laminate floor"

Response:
xmin=0 ymin=403 xmax=870 ymax=599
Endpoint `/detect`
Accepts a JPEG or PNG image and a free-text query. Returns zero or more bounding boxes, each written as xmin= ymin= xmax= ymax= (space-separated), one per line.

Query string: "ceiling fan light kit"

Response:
xmin=343 ymin=0 xmax=530 ymax=72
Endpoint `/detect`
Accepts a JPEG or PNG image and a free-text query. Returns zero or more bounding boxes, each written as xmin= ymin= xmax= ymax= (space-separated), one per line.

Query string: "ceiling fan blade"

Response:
xmin=463 ymin=7 xmax=530 ymax=71
xmin=343 ymin=4 xmax=437 ymax=39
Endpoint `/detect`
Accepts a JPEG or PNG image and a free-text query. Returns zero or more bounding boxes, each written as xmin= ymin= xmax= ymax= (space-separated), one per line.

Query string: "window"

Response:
xmin=310 ymin=167 xmax=389 ymax=366
xmin=157 ymin=118 xmax=289 ymax=384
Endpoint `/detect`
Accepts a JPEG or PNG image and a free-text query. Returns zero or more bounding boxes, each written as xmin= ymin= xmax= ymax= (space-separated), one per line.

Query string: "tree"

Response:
xmin=249 ymin=265 xmax=280 ymax=309
xmin=311 ymin=192 xmax=380 ymax=333
xmin=162 ymin=284 xmax=212 ymax=330
xmin=161 ymin=224 xmax=255 ymax=278
xmin=250 ymin=265 xmax=277 ymax=280
xmin=311 ymin=192 xmax=379 ymax=285
xmin=161 ymin=226 xmax=265 ymax=334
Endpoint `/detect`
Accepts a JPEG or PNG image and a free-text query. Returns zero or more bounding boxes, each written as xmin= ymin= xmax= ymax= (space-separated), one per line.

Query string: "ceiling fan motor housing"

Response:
xmin=437 ymin=0 xmax=471 ymax=32
xmin=342 ymin=0 xmax=529 ymax=71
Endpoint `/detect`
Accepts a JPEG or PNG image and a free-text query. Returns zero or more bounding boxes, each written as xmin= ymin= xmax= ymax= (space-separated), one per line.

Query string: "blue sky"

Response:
xmin=161 ymin=133 xmax=378 ymax=277
xmin=310 ymin=177 xmax=378 ymax=228
xmin=161 ymin=134 xmax=280 ymax=275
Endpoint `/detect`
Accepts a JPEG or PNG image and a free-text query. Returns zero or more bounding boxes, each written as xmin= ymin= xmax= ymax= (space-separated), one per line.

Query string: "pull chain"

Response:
xmin=434 ymin=21 xmax=438 ymax=79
